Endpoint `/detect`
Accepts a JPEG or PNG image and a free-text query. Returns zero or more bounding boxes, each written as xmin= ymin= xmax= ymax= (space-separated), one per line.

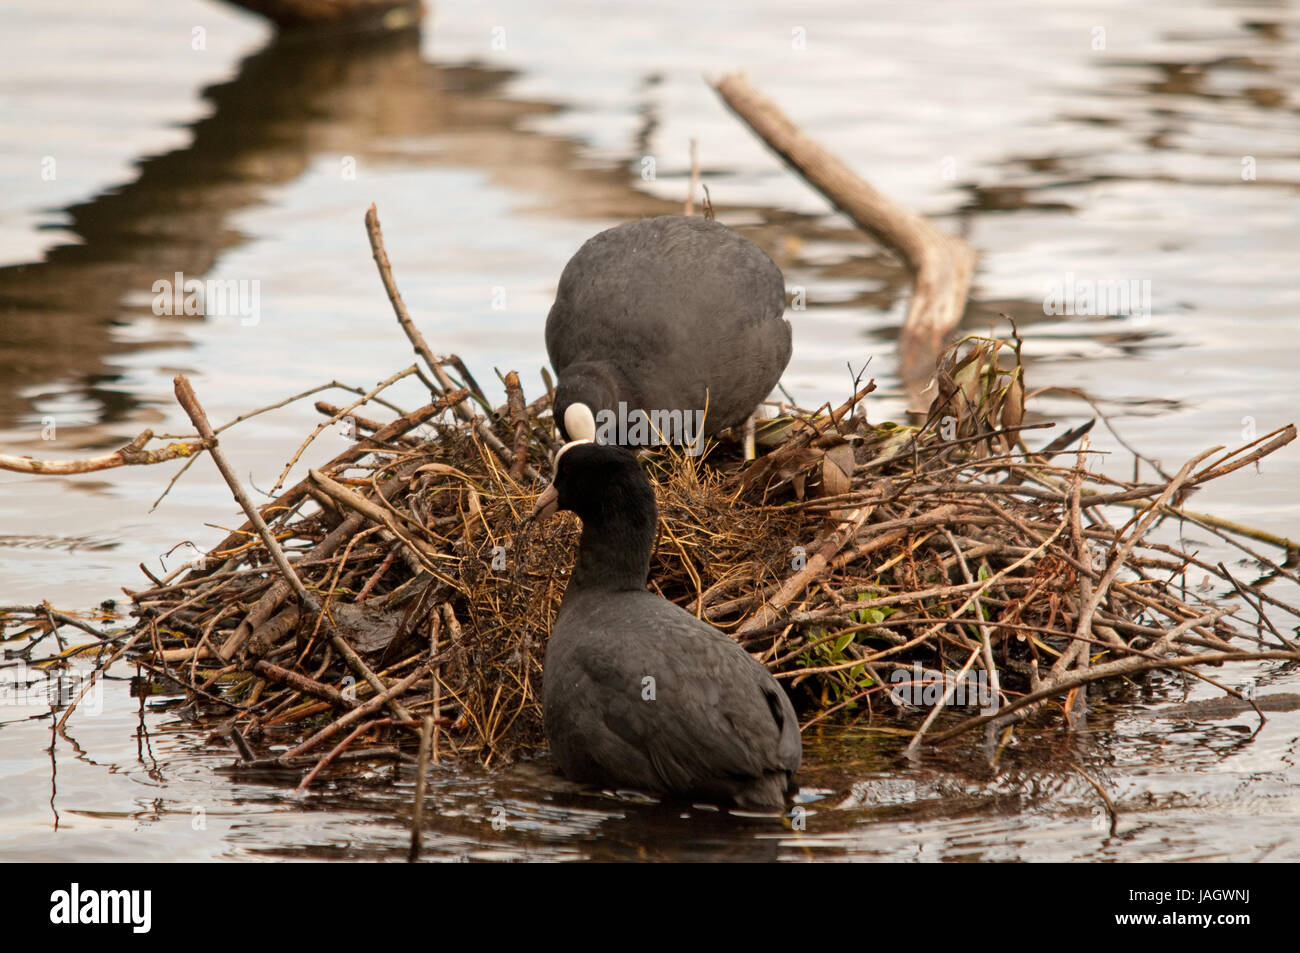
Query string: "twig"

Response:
xmin=1071 ymin=763 xmax=1119 ymax=837
xmin=504 ymin=370 xmax=531 ymax=481
xmin=308 ymin=468 xmax=456 ymax=585
xmin=408 ymin=714 xmax=435 ymax=861
xmin=217 ymin=513 xmax=364 ymax=660
xmin=1061 ymin=445 xmax=1220 ymax=679
xmin=55 ymin=628 xmax=148 ymax=732
xmin=296 ymin=718 xmax=391 ymax=793
xmin=942 ymin=527 xmax=1001 ymax=721
xmin=364 ymin=203 xmax=536 ymax=480
xmin=195 ymin=397 xmax=459 ymax=571
xmin=270 ymin=364 xmax=418 ymax=494
xmin=0 ymin=430 xmax=209 ymax=475
xmin=365 ymin=205 xmax=452 ymax=406
xmin=930 ymin=610 xmax=1243 ymax=742
xmin=280 ymin=661 xmax=432 ymax=761
xmin=252 ymin=659 xmax=358 ymax=709
xmin=174 ymin=373 xmax=322 ymax=609
xmin=903 ymin=647 xmax=981 ymax=757
xmin=737 ymin=493 xmax=885 ymax=636
xmin=685 ymin=137 xmax=700 ymax=216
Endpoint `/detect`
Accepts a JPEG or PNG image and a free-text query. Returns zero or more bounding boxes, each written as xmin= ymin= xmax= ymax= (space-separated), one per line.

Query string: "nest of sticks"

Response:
xmin=6 ymin=207 xmax=1297 ymax=791
xmin=52 ymin=317 xmax=1288 ymax=781
xmin=1 ymin=81 xmax=1292 ymax=823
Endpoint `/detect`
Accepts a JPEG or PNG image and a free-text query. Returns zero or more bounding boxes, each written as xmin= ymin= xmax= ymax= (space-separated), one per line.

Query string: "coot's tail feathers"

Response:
xmin=762 ymin=679 xmax=803 ymax=779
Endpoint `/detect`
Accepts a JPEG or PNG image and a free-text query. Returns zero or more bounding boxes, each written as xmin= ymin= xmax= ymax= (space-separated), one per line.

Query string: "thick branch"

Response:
xmin=712 ymin=73 xmax=976 ymax=410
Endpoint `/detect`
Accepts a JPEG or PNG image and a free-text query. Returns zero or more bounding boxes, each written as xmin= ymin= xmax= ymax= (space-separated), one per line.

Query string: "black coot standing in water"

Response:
xmin=546 ymin=215 xmax=791 ymax=447
xmin=531 ymin=439 xmax=801 ymax=810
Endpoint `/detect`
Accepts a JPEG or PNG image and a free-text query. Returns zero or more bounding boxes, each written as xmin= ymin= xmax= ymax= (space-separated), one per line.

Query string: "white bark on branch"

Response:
xmin=0 ymin=430 xmax=208 ymax=475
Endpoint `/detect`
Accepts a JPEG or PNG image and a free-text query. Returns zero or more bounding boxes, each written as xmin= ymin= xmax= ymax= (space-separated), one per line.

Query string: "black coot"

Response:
xmin=545 ymin=215 xmax=791 ymax=446
xmin=531 ymin=440 xmax=801 ymax=809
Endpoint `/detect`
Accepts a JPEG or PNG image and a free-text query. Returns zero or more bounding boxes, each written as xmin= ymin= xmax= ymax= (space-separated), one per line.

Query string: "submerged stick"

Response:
xmin=409 ymin=714 xmax=435 ymax=862
xmin=1072 ymin=764 xmax=1119 ymax=837
xmin=296 ymin=718 xmax=390 ymax=793
xmin=685 ymin=137 xmax=700 ymax=216
xmin=54 ymin=628 xmax=148 ymax=732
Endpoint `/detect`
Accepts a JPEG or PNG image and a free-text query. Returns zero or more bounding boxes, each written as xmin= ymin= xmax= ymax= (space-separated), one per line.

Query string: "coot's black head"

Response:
xmin=552 ymin=362 xmax=619 ymax=443
xmin=532 ymin=441 xmax=657 ymax=590
xmin=531 ymin=440 xmax=656 ymax=529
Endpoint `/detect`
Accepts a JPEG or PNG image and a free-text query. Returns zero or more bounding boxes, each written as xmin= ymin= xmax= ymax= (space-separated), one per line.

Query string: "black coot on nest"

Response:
xmin=531 ymin=440 xmax=801 ymax=810
xmin=545 ymin=215 xmax=791 ymax=447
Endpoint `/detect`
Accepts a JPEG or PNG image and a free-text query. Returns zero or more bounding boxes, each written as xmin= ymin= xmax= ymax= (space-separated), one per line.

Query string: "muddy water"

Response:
xmin=1 ymin=0 xmax=1298 ymax=861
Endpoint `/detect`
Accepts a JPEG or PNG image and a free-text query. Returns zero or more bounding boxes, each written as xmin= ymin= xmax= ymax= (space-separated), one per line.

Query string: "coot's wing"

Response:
xmin=543 ymin=630 xmax=666 ymax=791
xmin=563 ymin=592 xmax=798 ymax=798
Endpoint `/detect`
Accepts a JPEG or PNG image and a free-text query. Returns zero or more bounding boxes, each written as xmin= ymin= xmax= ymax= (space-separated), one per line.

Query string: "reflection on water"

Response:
xmin=7 ymin=669 xmax=1297 ymax=861
xmin=0 ymin=26 xmax=626 ymax=432
xmin=1 ymin=0 xmax=1299 ymax=860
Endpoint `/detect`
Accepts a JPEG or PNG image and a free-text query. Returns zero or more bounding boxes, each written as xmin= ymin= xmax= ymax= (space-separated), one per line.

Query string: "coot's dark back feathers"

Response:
xmin=546 ymin=215 xmax=791 ymax=442
xmin=547 ymin=589 xmax=800 ymax=808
